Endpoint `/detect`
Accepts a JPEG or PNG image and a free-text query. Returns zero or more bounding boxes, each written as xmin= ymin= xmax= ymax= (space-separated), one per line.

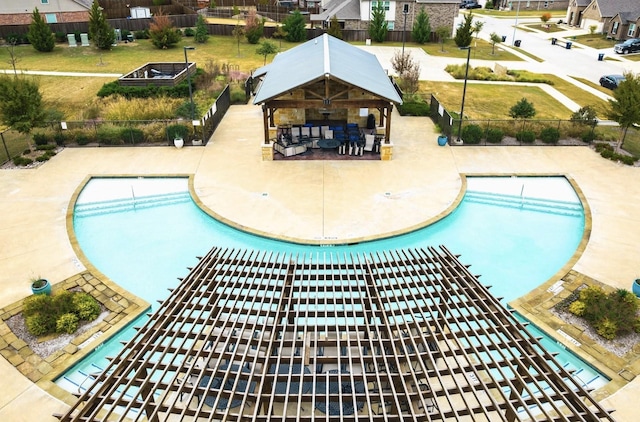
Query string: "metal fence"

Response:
xmin=428 ymin=94 xmax=626 ymax=146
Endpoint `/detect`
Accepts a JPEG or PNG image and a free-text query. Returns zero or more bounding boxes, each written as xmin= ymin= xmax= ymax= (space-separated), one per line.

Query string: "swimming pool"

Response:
xmin=57 ymin=176 xmax=607 ymax=395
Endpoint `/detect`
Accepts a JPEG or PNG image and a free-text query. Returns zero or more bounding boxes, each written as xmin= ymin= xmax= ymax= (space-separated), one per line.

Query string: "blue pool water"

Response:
xmin=57 ymin=176 xmax=608 ymax=395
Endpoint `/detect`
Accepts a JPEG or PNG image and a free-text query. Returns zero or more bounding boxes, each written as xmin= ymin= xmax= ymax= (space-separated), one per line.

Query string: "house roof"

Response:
xmin=252 ymin=33 xmax=402 ymax=106
xmin=311 ymin=0 xmax=360 ymax=22
xmin=595 ymin=0 xmax=640 ymax=18
xmin=72 ymin=0 xmax=92 ymax=9
xmin=57 ymin=246 xmax=615 ymax=421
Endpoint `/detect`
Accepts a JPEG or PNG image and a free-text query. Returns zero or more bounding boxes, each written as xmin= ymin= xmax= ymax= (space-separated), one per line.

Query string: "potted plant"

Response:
xmin=633 ymin=278 xmax=640 ymax=298
xmin=30 ymin=277 xmax=51 ymax=295
xmin=166 ymin=124 xmax=190 ymax=148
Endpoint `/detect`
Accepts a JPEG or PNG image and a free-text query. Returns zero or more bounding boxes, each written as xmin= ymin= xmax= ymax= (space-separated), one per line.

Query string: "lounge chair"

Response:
xmin=363 ymin=134 xmax=375 ymax=153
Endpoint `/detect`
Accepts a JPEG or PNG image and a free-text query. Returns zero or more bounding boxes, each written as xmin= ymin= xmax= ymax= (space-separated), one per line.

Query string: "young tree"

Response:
xmin=391 ymin=51 xmax=420 ymax=94
xmin=509 ymin=97 xmax=536 ymax=119
xmin=472 ymin=20 xmax=484 ymax=39
xmin=327 ymin=15 xmax=343 ymax=40
xmin=194 ymin=14 xmax=209 ymax=43
xmin=256 ymin=40 xmax=278 ymax=65
xmin=411 ymin=9 xmax=431 ymax=44
xmin=0 ymin=75 xmax=45 ymax=133
xmin=232 ymin=24 xmax=244 ymax=56
xmin=454 ymin=12 xmax=474 ymax=48
xmin=606 ymin=72 xmax=640 ymax=150
xmin=6 ymin=41 xmax=20 ymax=76
xmin=149 ymin=11 xmax=181 ymax=49
xmin=435 ymin=26 xmax=450 ymax=52
xmin=489 ymin=32 xmax=502 ymax=54
xmin=282 ymin=9 xmax=307 ymax=42
xmin=369 ymin=3 xmax=388 ymax=43
xmin=88 ymin=0 xmax=116 ymax=50
xmin=27 ymin=8 xmax=55 ymax=52
xmin=245 ymin=9 xmax=265 ymax=44
xmin=540 ymin=12 xmax=551 ymax=30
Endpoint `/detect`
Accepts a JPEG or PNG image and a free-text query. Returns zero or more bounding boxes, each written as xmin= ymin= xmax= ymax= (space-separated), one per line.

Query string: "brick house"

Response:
xmin=566 ymin=0 xmax=640 ymax=40
xmin=311 ymin=0 xmax=461 ymax=36
xmin=0 ymin=0 xmax=91 ymax=26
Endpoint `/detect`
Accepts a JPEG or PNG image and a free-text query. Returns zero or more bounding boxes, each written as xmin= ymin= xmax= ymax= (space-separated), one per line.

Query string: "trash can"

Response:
xmin=501 ymin=35 xmax=507 ymax=42
xmin=514 ymin=40 xmax=521 ymax=47
xmin=598 ymin=53 xmax=605 ymax=61
xmin=565 ymin=41 xmax=572 ymax=49
xmin=126 ymin=33 xmax=134 ymax=42
xmin=551 ymin=37 xmax=557 ymax=45
xmin=437 ymin=135 xmax=448 ymax=146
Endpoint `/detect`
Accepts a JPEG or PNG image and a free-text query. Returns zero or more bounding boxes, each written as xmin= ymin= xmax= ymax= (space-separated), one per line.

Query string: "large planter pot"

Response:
xmin=31 ymin=279 xmax=51 ymax=295
xmin=437 ymin=135 xmax=448 ymax=146
xmin=633 ymin=279 xmax=640 ymax=297
xmin=192 ymin=139 xmax=203 ymax=146
xmin=174 ymin=138 xmax=184 ymax=148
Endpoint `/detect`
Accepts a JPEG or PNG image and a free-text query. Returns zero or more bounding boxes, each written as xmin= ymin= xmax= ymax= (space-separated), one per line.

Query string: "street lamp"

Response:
xmin=512 ymin=0 xmax=521 ymax=46
xmin=183 ymin=46 xmax=195 ymax=120
xmin=402 ymin=4 xmax=409 ymax=56
xmin=457 ymin=46 xmax=471 ymax=143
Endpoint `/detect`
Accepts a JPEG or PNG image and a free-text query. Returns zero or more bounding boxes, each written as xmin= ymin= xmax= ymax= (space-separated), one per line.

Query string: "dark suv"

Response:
xmin=614 ymin=38 xmax=640 ymax=54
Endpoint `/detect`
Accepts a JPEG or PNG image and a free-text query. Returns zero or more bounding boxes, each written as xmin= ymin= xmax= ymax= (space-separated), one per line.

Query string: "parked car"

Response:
xmin=460 ymin=1 xmax=481 ymax=9
xmin=614 ymin=38 xmax=640 ymax=54
xmin=599 ymin=74 xmax=626 ymax=90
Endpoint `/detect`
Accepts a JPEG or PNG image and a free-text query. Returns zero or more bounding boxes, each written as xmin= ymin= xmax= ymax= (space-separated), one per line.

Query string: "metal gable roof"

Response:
xmin=253 ymin=34 xmax=402 ymax=105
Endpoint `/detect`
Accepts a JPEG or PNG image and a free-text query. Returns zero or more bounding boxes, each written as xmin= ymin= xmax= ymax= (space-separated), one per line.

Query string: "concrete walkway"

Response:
xmin=1 ymin=104 xmax=640 ymax=420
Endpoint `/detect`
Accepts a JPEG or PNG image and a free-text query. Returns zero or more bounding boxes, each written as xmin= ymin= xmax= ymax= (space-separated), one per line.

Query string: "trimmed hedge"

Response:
xmin=461 ymin=124 xmax=483 ymax=144
xmin=398 ymin=101 xmax=430 ymax=116
xmin=22 ymin=291 xmax=101 ymax=337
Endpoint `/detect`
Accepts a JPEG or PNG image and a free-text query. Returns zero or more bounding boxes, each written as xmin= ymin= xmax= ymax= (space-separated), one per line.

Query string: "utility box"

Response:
xmin=130 ymin=7 xmax=151 ymax=19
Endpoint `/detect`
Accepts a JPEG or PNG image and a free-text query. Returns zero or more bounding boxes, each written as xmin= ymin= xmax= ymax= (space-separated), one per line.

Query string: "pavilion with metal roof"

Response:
xmin=252 ymin=33 xmax=402 ymax=147
xmin=58 ymin=245 xmax=614 ymax=421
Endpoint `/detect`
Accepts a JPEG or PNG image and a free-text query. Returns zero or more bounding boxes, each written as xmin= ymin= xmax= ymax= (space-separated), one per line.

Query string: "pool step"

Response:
xmin=464 ymin=191 xmax=583 ymax=217
xmin=75 ymin=192 xmax=191 ymax=218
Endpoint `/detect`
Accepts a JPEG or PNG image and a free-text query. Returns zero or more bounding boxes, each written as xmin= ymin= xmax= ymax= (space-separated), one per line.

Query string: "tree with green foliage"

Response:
xmin=489 ymin=32 xmax=502 ymax=54
xmin=194 ymin=14 xmax=209 ymax=43
xmin=327 ymin=15 xmax=343 ymax=40
xmin=369 ymin=3 xmax=388 ymax=43
xmin=570 ymin=105 xmax=598 ymax=126
xmin=0 ymin=75 xmax=45 ymax=133
xmin=472 ymin=19 xmax=484 ymax=39
xmin=27 ymin=8 xmax=54 ymax=52
xmin=435 ymin=26 xmax=450 ymax=52
xmin=88 ymin=0 xmax=115 ymax=50
xmin=283 ymin=9 xmax=307 ymax=42
xmin=256 ymin=40 xmax=278 ymax=65
xmin=149 ymin=10 xmax=181 ymax=49
xmin=454 ymin=12 xmax=474 ymax=47
xmin=232 ymin=24 xmax=244 ymax=55
xmin=509 ymin=97 xmax=536 ymax=119
xmin=411 ymin=9 xmax=431 ymax=44
xmin=606 ymin=72 xmax=640 ymax=151
xmin=245 ymin=9 xmax=265 ymax=44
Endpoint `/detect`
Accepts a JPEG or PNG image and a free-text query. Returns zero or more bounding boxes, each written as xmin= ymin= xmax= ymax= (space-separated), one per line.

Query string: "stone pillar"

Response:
xmin=380 ymin=143 xmax=393 ymax=161
xmin=262 ymin=142 xmax=274 ymax=161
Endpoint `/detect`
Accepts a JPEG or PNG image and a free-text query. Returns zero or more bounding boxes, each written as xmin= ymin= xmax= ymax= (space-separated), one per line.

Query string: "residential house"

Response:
xmin=311 ymin=0 xmax=460 ymax=36
xmin=0 ymin=0 xmax=91 ymax=26
xmin=496 ymin=1 xmax=570 ymax=11
xmin=566 ymin=0 xmax=640 ymax=40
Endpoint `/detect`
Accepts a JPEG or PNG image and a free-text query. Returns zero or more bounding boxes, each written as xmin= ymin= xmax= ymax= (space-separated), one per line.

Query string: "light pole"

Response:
xmin=512 ymin=0 xmax=521 ymax=46
xmin=402 ymin=4 xmax=409 ymax=56
xmin=184 ymin=46 xmax=196 ymax=120
xmin=457 ymin=46 xmax=471 ymax=143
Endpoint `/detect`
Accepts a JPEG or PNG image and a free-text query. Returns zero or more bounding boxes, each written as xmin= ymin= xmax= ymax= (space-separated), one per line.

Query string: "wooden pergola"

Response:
xmin=57 ymin=246 xmax=615 ymax=421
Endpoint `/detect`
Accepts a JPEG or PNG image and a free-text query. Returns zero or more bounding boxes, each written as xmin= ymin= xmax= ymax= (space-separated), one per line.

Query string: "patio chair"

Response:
xmin=363 ymin=134 xmax=375 ymax=153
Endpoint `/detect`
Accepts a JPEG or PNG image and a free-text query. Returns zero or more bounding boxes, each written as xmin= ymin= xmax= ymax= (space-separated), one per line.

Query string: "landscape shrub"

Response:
xmin=134 ymin=29 xmax=150 ymax=39
xmin=53 ymin=132 xmax=67 ymax=146
xmin=516 ymin=130 xmax=535 ymax=143
xmin=36 ymin=144 xmax=56 ymax=151
xmin=13 ymin=156 xmax=33 ymax=166
xmin=485 ymin=128 xmax=504 ymax=144
xmin=120 ymin=127 xmax=145 ymax=144
xmin=539 ymin=127 xmax=560 ymax=144
xmin=54 ymin=32 xmax=66 ymax=43
xmin=56 ymin=313 xmax=79 ymax=334
xmin=461 ymin=124 xmax=483 ymax=144
xmin=36 ymin=153 xmax=51 ymax=162
xmin=97 ymin=124 xmax=125 ymax=145
xmin=32 ymin=132 xmax=51 ymax=146
xmin=229 ymin=84 xmax=247 ymax=104
xmin=580 ymin=130 xmax=596 ymax=143
xmin=398 ymin=101 xmax=430 ymax=116
xmin=184 ymin=27 xmax=195 ymax=37
xmin=141 ymin=122 xmax=168 ymax=143
xmin=568 ymin=285 xmax=639 ymax=340
xmin=594 ymin=142 xmax=637 ymax=165
xmin=73 ymin=292 xmax=101 ymax=320
xmin=23 ymin=291 xmax=101 ymax=336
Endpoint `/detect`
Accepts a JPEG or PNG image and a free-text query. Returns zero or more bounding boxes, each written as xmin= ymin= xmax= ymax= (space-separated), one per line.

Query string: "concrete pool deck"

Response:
xmin=1 ymin=105 xmax=640 ymax=420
